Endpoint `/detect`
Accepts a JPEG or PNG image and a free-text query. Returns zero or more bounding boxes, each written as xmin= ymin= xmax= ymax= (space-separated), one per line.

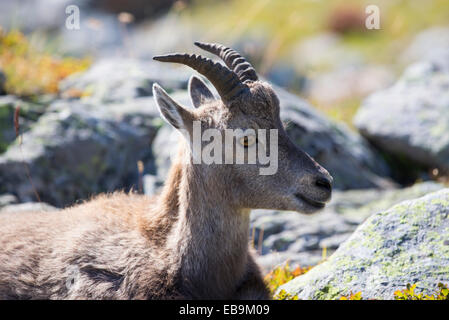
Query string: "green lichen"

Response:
xmin=279 ymin=189 xmax=449 ymax=299
xmin=313 ymin=284 xmax=342 ymax=300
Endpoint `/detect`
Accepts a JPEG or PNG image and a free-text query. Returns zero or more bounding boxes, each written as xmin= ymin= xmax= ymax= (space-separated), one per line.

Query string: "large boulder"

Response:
xmin=59 ymin=58 xmax=190 ymax=103
xmin=252 ymin=182 xmax=444 ymax=271
xmin=354 ymin=60 xmax=449 ymax=170
xmin=0 ymin=69 xmax=6 ymax=95
xmin=0 ymin=202 xmax=57 ymax=214
xmin=401 ymin=26 xmax=449 ymax=68
xmin=279 ymin=188 xmax=449 ymax=299
xmin=0 ymin=98 xmax=161 ymax=207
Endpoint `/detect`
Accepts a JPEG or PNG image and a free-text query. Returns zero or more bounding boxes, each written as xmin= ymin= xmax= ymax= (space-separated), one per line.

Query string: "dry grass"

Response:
xmin=0 ymin=28 xmax=90 ymax=97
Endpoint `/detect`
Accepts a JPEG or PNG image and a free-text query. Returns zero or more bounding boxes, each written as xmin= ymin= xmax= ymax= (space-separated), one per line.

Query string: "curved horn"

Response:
xmin=194 ymin=42 xmax=258 ymax=83
xmin=153 ymin=53 xmax=247 ymax=103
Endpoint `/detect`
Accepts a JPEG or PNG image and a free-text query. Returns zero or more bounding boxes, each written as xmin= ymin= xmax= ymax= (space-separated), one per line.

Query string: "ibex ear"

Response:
xmin=188 ymin=75 xmax=215 ymax=108
xmin=153 ymin=83 xmax=194 ymax=133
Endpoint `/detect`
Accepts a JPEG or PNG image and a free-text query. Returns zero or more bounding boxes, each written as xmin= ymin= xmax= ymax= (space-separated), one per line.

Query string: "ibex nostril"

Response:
xmin=315 ymin=177 xmax=332 ymax=192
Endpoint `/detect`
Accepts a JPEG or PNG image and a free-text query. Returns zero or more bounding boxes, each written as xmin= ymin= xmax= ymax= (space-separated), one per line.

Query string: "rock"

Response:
xmin=0 ymin=97 xmax=161 ymax=207
xmin=318 ymin=233 xmax=352 ymax=250
xmin=0 ymin=194 xmax=18 ymax=207
xmin=331 ymin=181 xmax=444 ymax=223
xmin=0 ymin=0 xmax=73 ymax=32
xmin=85 ymin=0 xmax=177 ymax=21
xmin=0 ymin=95 xmax=48 ymax=154
xmin=291 ymin=32 xmax=394 ymax=104
xmin=59 ymin=58 xmax=191 ymax=104
xmin=152 ymin=124 xmax=181 ymax=184
xmin=57 ymin=12 xmax=127 ymax=58
xmin=304 ymin=64 xmax=394 ymax=105
xmin=401 ymin=26 xmax=449 ymax=68
xmin=277 ymin=87 xmax=392 ymax=189
xmin=0 ymin=202 xmax=57 ymax=213
xmin=279 ymin=188 xmax=449 ymax=299
xmin=291 ymin=33 xmax=364 ymax=73
xmin=266 ymin=62 xmax=307 ymax=92
xmin=0 ymin=70 xmax=6 ymax=95
xmin=354 ymin=60 xmax=449 ymax=170
xmin=252 ymin=182 xmax=444 ymax=271
xmin=143 ymin=174 xmax=162 ymax=196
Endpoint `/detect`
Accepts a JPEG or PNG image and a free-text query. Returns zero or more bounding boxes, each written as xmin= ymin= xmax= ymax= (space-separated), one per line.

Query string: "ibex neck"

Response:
xmin=164 ymin=157 xmax=250 ymax=299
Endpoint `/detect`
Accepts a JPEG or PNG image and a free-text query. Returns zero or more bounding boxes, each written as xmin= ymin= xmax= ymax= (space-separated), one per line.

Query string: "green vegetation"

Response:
xmin=265 ymin=263 xmax=449 ymax=300
xmin=0 ymin=28 xmax=90 ymax=97
xmin=394 ymin=283 xmax=449 ymax=300
xmin=264 ymin=262 xmax=310 ymax=299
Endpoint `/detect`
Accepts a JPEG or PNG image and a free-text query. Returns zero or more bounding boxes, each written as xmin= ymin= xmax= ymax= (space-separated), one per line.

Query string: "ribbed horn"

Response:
xmin=194 ymin=42 xmax=258 ymax=83
xmin=153 ymin=53 xmax=247 ymax=103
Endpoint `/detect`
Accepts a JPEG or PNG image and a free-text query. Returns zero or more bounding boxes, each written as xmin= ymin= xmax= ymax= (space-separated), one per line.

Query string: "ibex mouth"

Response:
xmin=295 ymin=193 xmax=326 ymax=209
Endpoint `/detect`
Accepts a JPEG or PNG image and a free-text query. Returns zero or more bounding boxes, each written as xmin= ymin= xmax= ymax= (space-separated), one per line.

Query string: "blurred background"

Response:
xmin=1 ymin=0 xmax=449 ymax=122
xmin=1 ymin=0 xmax=449 ymax=275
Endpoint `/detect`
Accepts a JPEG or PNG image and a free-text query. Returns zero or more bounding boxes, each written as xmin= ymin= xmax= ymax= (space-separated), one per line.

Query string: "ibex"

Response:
xmin=0 ymin=43 xmax=332 ymax=299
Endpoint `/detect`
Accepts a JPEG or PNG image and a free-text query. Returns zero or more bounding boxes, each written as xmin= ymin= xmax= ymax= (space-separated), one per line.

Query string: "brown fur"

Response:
xmin=0 ymin=75 xmax=332 ymax=300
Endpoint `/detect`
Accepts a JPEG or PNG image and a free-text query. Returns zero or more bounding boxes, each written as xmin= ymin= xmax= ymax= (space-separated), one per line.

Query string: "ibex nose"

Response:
xmin=314 ymin=175 xmax=332 ymax=202
xmin=315 ymin=177 xmax=332 ymax=192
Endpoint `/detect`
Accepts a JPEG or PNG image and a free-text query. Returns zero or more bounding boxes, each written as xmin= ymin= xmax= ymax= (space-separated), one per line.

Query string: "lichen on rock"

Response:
xmin=279 ymin=188 xmax=449 ymax=300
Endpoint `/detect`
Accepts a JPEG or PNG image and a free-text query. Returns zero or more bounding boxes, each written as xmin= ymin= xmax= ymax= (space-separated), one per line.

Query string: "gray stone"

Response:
xmin=0 ymin=0 xmax=73 ymax=32
xmin=354 ymin=60 xmax=449 ymax=170
xmin=304 ymin=64 xmax=394 ymax=105
xmin=401 ymin=26 xmax=449 ymax=68
xmin=0 ymin=194 xmax=18 ymax=208
xmin=291 ymin=33 xmax=364 ymax=73
xmin=279 ymin=189 xmax=449 ymax=299
xmin=143 ymin=174 xmax=161 ymax=196
xmin=277 ymin=87 xmax=392 ymax=189
xmin=332 ymin=181 xmax=445 ymax=223
xmin=59 ymin=59 xmax=191 ymax=104
xmin=0 ymin=202 xmax=57 ymax=214
xmin=0 ymin=97 xmax=161 ymax=207
xmin=0 ymin=95 xmax=48 ymax=154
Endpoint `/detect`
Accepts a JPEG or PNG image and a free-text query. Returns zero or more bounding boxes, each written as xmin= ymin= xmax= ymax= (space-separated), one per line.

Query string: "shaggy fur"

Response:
xmin=0 ymin=51 xmax=332 ymax=299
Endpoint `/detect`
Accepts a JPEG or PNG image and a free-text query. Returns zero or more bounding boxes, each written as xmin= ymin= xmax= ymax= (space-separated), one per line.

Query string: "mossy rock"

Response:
xmin=354 ymin=60 xmax=449 ymax=171
xmin=279 ymin=188 xmax=449 ymax=299
xmin=0 ymin=95 xmax=48 ymax=154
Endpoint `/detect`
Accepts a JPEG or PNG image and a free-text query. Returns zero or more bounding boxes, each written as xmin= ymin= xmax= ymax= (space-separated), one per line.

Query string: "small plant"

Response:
xmin=0 ymin=27 xmax=90 ymax=97
xmin=394 ymin=283 xmax=449 ymax=300
xmin=340 ymin=291 xmax=363 ymax=300
xmin=264 ymin=262 xmax=311 ymax=299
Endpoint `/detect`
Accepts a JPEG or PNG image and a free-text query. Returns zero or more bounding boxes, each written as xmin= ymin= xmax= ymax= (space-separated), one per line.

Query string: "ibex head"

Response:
xmin=152 ymin=42 xmax=332 ymax=214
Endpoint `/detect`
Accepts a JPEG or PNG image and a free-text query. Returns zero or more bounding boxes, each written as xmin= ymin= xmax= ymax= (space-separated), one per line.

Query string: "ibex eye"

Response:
xmin=239 ymin=135 xmax=257 ymax=148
